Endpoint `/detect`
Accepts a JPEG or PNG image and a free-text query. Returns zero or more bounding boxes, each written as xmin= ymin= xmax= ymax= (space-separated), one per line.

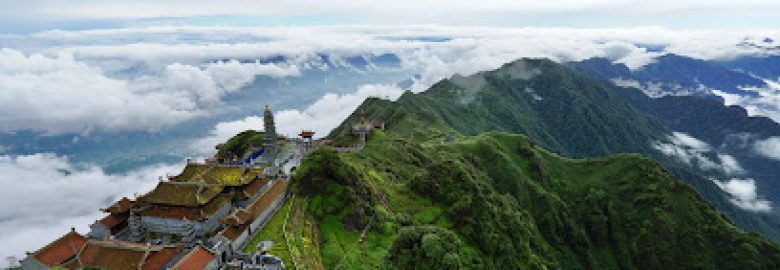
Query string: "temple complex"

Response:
xmin=21 ymin=104 xmax=299 ymax=270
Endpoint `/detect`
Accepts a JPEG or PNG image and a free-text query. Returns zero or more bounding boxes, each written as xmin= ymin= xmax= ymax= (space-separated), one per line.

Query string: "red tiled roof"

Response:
xmin=299 ymin=130 xmax=316 ymax=137
xmin=64 ymin=240 xmax=181 ymax=270
xmin=142 ymin=205 xmax=202 ymax=220
xmin=219 ymin=180 xmax=288 ymax=240
xmin=171 ymin=246 xmax=215 ymax=270
xmin=246 ymin=180 xmax=288 ymax=218
xmin=219 ymin=226 xmax=243 ymax=241
xmin=143 ymin=245 xmax=184 ymax=270
xmin=220 ymin=209 xmax=253 ymax=226
xmin=97 ymin=214 xmax=127 ymax=228
xmin=69 ymin=243 xmax=146 ymax=269
xmin=242 ymin=177 xmax=269 ymax=197
xmin=103 ymin=197 xmax=135 ymax=214
xmin=32 ymin=230 xmax=86 ymax=266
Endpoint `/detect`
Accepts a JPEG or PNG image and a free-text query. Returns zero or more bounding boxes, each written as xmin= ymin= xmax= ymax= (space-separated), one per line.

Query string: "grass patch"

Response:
xmin=244 ymin=197 xmax=294 ymax=267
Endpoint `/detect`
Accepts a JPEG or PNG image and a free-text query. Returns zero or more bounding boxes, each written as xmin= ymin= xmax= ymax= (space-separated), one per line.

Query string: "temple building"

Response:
xmin=299 ymin=130 xmax=315 ymax=155
xmin=350 ymin=109 xmax=385 ymax=148
xmin=85 ymin=163 xmax=274 ymax=244
xmin=88 ymin=197 xmax=135 ymax=239
xmin=60 ymin=240 xmax=182 ymax=270
xmin=21 ymin=230 xmax=222 ymax=270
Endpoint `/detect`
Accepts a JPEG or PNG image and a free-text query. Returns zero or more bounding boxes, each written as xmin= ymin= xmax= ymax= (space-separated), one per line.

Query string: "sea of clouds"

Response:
xmin=0 ymin=153 xmax=184 ymax=264
xmin=653 ymin=132 xmax=772 ymax=212
xmin=2 ymin=26 xmax=778 ymax=135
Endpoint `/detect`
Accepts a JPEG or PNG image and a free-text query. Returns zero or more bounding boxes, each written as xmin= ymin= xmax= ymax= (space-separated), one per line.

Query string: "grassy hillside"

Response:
xmin=330 ymin=59 xmax=664 ymax=158
xmin=292 ymin=132 xmax=780 ymax=269
xmin=328 ymin=58 xmax=779 ymax=241
xmin=280 ymin=57 xmax=780 ymax=268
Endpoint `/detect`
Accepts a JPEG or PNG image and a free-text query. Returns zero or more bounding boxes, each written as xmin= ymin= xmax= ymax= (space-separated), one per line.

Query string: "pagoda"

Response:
xmin=263 ymin=104 xmax=277 ymax=155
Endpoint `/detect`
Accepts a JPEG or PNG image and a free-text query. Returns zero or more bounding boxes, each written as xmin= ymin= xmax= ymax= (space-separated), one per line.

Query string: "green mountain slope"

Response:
xmin=293 ymin=132 xmax=780 ymax=269
xmin=283 ymin=58 xmax=780 ymax=268
xmin=327 ymin=58 xmax=779 ymax=241
xmin=330 ymin=59 xmax=664 ymax=158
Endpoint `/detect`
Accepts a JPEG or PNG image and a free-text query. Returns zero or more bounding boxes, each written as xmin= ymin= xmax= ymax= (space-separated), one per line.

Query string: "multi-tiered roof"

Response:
xmin=135 ymin=164 xmax=268 ymax=221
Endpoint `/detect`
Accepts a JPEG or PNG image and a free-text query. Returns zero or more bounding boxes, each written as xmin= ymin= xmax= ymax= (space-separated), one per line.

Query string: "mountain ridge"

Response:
xmin=328 ymin=57 xmax=780 ymax=241
xmin=285 ymin=57 xmax=780 ymax=268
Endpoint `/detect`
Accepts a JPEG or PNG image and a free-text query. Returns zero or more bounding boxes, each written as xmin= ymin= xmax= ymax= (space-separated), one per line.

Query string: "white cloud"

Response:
xmin=713 ymin=81 xmax=780 ymax=123
xmin=0 ymin=153 xmax=183 ymax=266
xmin=1 ymin=26 xmax=779 ymax=134
xmin=193 ymin=84 xmax=404 ymax=155
xmin=654 ymin=132 xmax=745 ymax=175
xmin=0 ymin=48 xmax=299 ymax=134
xmin=15 ymin=26 xmax=775 ymax=75
xmin=671 ymin=132 xmax=711 ymax=151
xmin=717 ymin=154 xmax=744 ymax=176
xmin=275 ymin=84 xmax=405 ymax=136
xmin=753 ymin=136 xmax=780 ymax=160
xmin=712 ymin=178 xmax=771 ymax=212
xmin=192 ymin=116 xmax=266 ymax=155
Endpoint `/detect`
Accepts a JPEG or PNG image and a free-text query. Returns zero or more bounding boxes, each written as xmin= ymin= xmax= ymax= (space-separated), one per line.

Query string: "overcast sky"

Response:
xmin=2 ymin=0 xmax=780 ymax=33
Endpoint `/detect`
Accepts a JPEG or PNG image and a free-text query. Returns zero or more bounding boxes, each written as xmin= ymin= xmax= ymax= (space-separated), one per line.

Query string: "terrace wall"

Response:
xmin=230 ymin=190 xmax=287 ymax=251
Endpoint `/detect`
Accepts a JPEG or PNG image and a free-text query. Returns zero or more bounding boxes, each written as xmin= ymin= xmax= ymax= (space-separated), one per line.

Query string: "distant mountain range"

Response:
xmin=718 ymin=55 xmax=780 ymax=81
xmin=571 ymin=57 xmax=780 ymax=213
xmin=573 ymin=54 xmax=769 ymax=98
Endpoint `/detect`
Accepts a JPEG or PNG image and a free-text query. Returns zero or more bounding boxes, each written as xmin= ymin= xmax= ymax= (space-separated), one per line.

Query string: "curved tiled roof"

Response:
xmin=141 ymin=205 xmax=201 ymax=220
xmin=140 ymin=182 xmax=223 ymax=206
xmin=32 ymin=230 xmax=86 ymax=266
xmin=97 ymin=214 xmax=127 ymax=228
xmin=172 ymin=164 xmax=264 ymax=186
xmin=219 ymin=180 xmax=288 ymax=241
xmin=170 ymin=246 xmax=215 ymax=270
xmin=202 ymin=194 xmax=232 ymax=218
xmin=143 ymin=245 xmax=183 ymax=270
xmin=242 ymin=177 xmax=270 ymax=198
xmin=103 ymin=197 xmax=135 ymax=214
xmin=64 ymin=240 xmax=182 ymax=270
